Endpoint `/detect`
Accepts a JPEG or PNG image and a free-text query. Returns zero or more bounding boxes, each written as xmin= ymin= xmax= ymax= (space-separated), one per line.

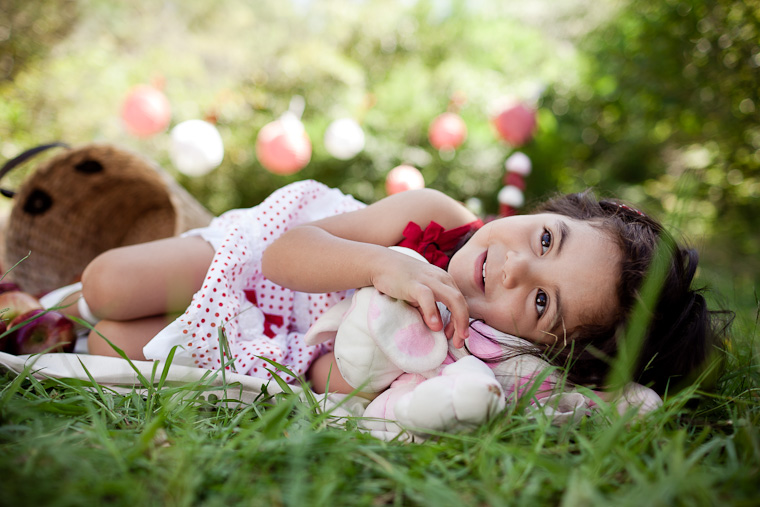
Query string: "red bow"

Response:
xmin=397 ymin=221 xmax=480 ymax=269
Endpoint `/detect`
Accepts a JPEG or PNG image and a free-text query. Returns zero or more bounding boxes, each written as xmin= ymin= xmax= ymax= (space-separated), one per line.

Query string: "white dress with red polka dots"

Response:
xmin=142 ymin=180 xmax=365 ymax=383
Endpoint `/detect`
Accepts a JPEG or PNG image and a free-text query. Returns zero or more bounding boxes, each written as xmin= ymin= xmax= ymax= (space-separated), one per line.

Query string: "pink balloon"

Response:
xmin=492 ymin=103 xmax=537 ymax=147
xmin=121 ymin=85 xmax=171 ymax=137
xmin=255 ymin=118 xmax=312 ymax=175
xmin=385 ymin=165 xmax=425 ymax=195
xmin=428 ymin=112 xmax=467 ymax=150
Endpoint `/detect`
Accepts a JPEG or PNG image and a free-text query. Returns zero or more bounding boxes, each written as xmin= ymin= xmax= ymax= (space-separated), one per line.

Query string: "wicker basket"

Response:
xmin=1 ymin=143 xmax=213 ymax=296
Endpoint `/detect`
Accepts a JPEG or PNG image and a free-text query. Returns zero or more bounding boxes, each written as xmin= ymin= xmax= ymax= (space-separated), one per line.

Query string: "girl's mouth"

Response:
xmin=476 ymin=251 xmax=487 ymax=293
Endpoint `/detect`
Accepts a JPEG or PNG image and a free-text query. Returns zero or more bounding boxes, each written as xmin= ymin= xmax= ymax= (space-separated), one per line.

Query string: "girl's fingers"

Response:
xmin=444 ymin=320 xmax=455 ymax=340
xmin=414 ymin=288 xmax=443 ymax=332
xmin=438 ymin=289 xmax=469 ymax=346
xmin=451 ymin=323 xmax=468 ymax=348
xmin=423 ymin=282 xmax=469 ymax=347
xmin=377 ymin=265 xmax=469 ymax=344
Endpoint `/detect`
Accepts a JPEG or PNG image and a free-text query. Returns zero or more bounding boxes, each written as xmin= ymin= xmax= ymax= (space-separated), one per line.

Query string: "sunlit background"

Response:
xmin=1 ymin=0 xmax=758 ymax=312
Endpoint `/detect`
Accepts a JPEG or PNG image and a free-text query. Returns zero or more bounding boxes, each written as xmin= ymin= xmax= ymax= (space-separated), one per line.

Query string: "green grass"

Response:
xmin=1 ymin=312 xmax=758 ymax=507
xmin=1 ymin=281 xmax=758 ymax=506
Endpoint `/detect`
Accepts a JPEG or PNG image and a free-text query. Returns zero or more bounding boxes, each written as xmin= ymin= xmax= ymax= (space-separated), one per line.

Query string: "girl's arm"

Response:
xmin=262 ymin=188 xmax=477 ymax=346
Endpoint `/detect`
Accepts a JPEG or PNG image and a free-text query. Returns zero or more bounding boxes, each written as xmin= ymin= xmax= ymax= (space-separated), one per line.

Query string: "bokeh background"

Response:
xmin=1 ymin=0 xmax=758 ymax=320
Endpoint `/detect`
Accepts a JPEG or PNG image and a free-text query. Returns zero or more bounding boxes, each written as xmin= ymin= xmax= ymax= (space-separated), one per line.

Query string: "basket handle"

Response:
xmin=0 ymin=142 xmax=70 ymax=198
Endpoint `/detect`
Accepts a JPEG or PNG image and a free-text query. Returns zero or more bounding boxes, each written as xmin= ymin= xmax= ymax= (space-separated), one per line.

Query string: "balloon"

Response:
xmin=385 ymin=165 xmax=425 ymax=195
xmin=497 ymin=185 xmax=525 ymax=208
xmin=428 ymin=112 xmax=467 ymax=150
xmin=255 ymin=113 xmax=312 ymax=175
xmin=500 ymin=204 xmax=517 ymax=217
xmin=324 ymin=118 xmax=365 ymax=160
xmin=492 ymin=103 xmax=537 ymax=147
xmin=503 ymin=171 xmax=526 ymax=190
xmin=169 ymin=120 xmax=224 ymax=176
xmin=465 ymin=197 xmax=483 ymax=216
xmin=121 ymin=85 xmax=171 ymax=138
xmin=504 ymin=151 xmax=532 ymax=176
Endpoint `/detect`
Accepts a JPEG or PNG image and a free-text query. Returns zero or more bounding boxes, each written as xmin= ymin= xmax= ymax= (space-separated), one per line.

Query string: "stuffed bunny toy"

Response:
xmin=305 ymin=247 xmax=662 ymax=441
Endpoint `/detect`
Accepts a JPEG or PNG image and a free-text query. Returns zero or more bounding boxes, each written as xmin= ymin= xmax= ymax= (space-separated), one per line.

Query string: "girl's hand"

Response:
xmin=370 ymin=251 xmax=470 ymax=348
xmin=262 ymin=187 xmax=479 ymax=348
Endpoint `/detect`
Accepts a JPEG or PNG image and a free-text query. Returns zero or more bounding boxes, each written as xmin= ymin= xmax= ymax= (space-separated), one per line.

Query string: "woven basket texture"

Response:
xmin=2 ymin=144 xmax=213 ymax=295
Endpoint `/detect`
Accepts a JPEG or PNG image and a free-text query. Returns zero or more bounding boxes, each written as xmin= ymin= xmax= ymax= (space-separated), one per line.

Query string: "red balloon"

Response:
xmin=428 ymin=112 xmax=467 ymax=150
xmin=255 ymin=118 xmax=312 ymax=175
xmin=492 ymin=103 xmax=537 ymax=147
xmin=500 ymin=204 xmax=517 ymax=217
xmin=121 ymin=85 xmax=171 ymax=138
xmin=503 ymin=171 xmax=526 ymax=190
xmin=385 ymin=165 xmax=425 ymax=195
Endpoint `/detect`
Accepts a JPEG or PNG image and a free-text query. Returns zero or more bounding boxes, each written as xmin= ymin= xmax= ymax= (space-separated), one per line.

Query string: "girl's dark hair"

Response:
xmin=529 ymin=190 xmax=731 ymax=394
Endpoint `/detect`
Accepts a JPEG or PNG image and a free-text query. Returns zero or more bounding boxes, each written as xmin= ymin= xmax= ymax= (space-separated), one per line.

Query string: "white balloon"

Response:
xmin=465 ymin=197 xmax=483 ymax=216
xmin=324 ymin=118 xmax=365 ymax=160
xmin=497 ymin=185 xmax=525 ymax=208
xmin=504 ymin=151 xmax=532 ymax=176
xmin=169 ymin=119 xmax=224 ymax=176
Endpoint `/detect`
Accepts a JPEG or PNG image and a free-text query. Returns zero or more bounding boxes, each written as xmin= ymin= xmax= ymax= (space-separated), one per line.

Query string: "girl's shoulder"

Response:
xmin=391 ymin=188 xmax=478 ymax=230
xmin=305 ymin=187 xmax=477 ymax=248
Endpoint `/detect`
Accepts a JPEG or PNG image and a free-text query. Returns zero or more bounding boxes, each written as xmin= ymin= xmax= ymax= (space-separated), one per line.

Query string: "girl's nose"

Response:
xmin=501 ymin=251 xmax=529 ymax=289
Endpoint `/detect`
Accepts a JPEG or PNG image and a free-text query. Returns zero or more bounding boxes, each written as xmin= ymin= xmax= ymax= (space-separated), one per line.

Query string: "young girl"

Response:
xmin=75 ymin=180 xmax=722 ymax=395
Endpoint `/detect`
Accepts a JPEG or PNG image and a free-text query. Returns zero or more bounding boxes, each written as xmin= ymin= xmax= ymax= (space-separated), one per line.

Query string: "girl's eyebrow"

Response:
xmin=545 ymin=219 xmax=570 ymax=336
xmin=555 ymin=219 xmax=570 ymax=255
xmin=547 ymin=292 xmax=565 ymax=340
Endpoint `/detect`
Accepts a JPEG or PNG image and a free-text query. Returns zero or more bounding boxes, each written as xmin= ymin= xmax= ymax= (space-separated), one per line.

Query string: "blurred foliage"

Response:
xmin=538 ymin=0 xmax=760 ymax=281
xmin=0 ymin=0 xmax=757 ymax=289
xmin=0 ymin=0 xmax=80 ymax=81
xmin=0 ymin=0 xmax=585 ymax=212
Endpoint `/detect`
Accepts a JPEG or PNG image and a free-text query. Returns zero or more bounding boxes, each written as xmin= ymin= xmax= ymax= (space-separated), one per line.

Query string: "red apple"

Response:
xmin=0 ymin=319 xmax=7 ymax=352
xmin=0 ymin=290 xmax=43 ymax=324
xmin=6 ymin=309 xmax=75 ymax=354
xmin=0 ymin=282 xmax=21 ymax=294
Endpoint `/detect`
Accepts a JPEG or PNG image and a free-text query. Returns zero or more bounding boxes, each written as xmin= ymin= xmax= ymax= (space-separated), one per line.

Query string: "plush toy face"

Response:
xmin=2 ymin=144 xmax=211 ymax=295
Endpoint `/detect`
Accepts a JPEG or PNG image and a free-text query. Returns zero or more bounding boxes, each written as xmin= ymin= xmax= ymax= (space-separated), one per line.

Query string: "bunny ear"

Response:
xmin=467 ymin=319 xmax=538 ymax=358
xmin=303 ymin=297 xmax=352 ymax=345
xmin=364 ymin=289 xmax=448 ymax=373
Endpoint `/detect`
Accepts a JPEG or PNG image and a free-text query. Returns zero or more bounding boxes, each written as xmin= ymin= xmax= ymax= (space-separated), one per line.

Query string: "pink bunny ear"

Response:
xmin=365 ymin=289 xmax=448 ymax=373
xmin=303 ymin=298 xmax=352 ymax=345
xmin=464 ymin=320 xmax=537 ymax=361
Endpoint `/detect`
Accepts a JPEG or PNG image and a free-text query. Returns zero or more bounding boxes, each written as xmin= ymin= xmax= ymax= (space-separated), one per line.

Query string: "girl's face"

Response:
xmin=448 ymin=213 xmax=621 ymax=345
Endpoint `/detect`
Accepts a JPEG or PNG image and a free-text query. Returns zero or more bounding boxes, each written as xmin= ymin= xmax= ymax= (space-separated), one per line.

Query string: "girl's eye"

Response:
xmin=535 ymin=290 xmax=548 ymax=317
xmin=540 ymin=229 xmax=552 ymax=254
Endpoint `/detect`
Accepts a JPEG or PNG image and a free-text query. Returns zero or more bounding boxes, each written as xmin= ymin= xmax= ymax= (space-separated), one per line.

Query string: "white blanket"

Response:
xmin=0 ymin=350 xmax=369 ymax=417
